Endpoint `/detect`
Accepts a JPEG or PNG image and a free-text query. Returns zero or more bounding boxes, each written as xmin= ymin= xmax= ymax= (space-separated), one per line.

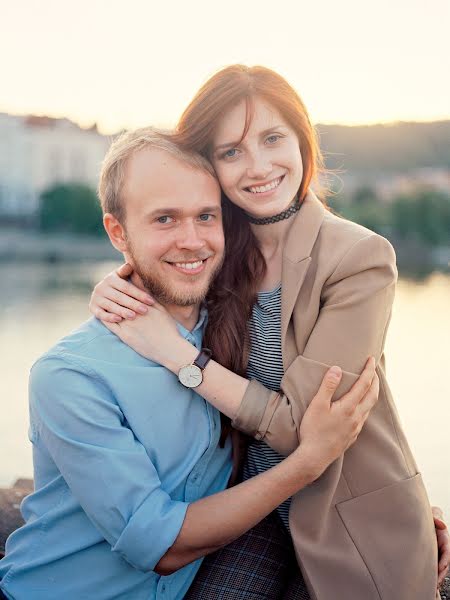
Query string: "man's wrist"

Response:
xmin=293 ymin=443 xmax=328 ymax=485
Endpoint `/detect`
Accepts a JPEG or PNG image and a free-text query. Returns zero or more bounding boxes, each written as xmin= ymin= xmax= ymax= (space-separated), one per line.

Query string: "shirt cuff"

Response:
xmin=112 ymin=490 xmax=189 ymax=572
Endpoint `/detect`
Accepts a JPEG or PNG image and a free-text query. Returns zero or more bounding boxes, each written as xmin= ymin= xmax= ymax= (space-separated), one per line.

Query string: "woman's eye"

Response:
xmin=157 ymin=216 xmax=174 ymax=224
xmin=266 ymin=134 xmax=281 ymax=144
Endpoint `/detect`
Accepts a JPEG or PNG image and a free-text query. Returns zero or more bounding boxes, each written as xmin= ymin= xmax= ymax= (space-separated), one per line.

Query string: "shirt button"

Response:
xmin=161 ymin=583 xmax=166 ymax=593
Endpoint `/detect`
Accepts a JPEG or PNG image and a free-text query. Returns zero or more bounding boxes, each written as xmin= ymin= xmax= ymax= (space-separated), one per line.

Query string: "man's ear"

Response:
xmin=103 ymin=213 xmax=128 ymax=253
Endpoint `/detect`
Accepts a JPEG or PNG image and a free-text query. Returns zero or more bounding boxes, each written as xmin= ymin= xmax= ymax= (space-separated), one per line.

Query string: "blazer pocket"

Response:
xmin=336 ymin=473 xmax=438 ymax=600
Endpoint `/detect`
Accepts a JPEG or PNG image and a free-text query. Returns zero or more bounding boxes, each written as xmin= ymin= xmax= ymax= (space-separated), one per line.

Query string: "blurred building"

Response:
xmin=0 ymin=113 xmax=111 ymax=220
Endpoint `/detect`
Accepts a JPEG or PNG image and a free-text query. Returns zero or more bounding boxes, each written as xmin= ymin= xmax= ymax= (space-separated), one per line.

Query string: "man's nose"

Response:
xmin=246 ymin=150 xmax=272 ymax=180
xmin=176 ymin=221 xmax=206 ymax=251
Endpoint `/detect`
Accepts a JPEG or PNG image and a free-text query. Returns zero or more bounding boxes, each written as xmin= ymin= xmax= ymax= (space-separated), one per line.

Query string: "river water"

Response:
xmin=1 ymin=262 xmax=449 ymax=516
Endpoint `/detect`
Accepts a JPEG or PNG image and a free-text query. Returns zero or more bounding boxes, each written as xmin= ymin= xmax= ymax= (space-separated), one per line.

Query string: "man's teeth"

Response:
xmin=248 ymin=177 xmax=282 ymax=194
xmin=174 ymin=260 xmax=203 ymax=270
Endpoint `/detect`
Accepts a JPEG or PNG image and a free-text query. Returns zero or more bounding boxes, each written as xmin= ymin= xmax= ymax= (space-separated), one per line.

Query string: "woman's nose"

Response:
xmin=246 ymin=152 xmax=272 ymax=180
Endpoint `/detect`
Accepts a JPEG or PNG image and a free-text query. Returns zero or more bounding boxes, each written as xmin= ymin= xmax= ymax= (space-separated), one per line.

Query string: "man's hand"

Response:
xmin=298 ymin=357 xmax=379 ymax=478
xmin=432 ymin=506 xmax=450 ymax=589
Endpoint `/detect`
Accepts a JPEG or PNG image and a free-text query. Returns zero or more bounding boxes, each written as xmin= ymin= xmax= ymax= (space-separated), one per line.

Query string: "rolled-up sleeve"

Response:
xmin=232 ymin=233 xmax=397 ymax=455
xmin=29 ymin=356 xmax=188 ymax=571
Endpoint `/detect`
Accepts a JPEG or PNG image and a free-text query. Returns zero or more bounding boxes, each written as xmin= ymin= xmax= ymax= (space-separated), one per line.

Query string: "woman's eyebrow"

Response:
xmin=214 ymin=126 xmax=286 ymax=151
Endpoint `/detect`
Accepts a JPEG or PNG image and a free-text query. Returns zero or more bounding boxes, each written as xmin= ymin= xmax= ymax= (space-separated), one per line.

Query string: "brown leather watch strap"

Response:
xmin=193 ymin=348 xmax=212 ymax=370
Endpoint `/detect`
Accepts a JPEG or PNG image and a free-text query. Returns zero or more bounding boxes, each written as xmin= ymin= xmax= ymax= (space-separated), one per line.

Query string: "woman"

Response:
xmin=90 ymin=65 xmax=449 ymax=598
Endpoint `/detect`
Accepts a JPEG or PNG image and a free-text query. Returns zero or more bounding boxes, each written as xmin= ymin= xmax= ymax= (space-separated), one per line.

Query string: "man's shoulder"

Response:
xmin=33 ymin=317 xmax=161 ymax=376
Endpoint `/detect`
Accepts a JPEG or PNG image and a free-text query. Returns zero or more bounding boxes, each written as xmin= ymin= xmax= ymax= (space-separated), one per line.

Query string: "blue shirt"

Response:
xmin=0 ymin=313 xmax=232 ymax=600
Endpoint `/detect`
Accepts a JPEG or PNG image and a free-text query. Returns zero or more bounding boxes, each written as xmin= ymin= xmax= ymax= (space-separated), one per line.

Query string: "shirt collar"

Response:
xmin=176 ymin=303 xmax=208 ymax=342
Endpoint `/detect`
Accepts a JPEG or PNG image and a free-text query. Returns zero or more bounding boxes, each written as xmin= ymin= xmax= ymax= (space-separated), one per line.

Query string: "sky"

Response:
xmin=1 ymin=0 xmax=449 ymax=134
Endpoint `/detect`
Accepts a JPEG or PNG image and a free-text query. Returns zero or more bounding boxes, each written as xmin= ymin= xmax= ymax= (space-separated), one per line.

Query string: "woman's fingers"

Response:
xmin=92 ymin=306 xmax=123 ymax=323
xmin=96 ymin=298 xmax=137 ymax=320
xmin=105 ymin=273 xmax=154 ymax=306
xmin=116 ymin=263 xmax=134 ymax=278
xmin=103 ymin=288 xmax=149 ymax=315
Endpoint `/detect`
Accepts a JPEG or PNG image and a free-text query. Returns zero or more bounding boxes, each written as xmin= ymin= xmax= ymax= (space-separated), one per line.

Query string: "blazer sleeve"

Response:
xmin=232 ymin=233 xmax=398 ymax=455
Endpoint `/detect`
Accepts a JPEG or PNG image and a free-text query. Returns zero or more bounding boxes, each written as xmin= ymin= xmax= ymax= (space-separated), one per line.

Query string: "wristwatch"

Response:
xmin=178 ymin=348 xmax=212 ymax=388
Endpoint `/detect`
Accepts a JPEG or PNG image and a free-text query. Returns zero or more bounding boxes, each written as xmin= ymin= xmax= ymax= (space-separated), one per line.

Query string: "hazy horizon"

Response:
xmin=1 ymin=0 xmax=449 ymax=134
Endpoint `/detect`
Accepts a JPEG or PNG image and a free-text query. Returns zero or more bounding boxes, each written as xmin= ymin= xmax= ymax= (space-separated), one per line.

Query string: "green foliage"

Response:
xmin=328 ymin=188 xmax=389 ymax=235
xmin=39 ymin=183 xmax=104 ymax=236
xmin=330 ymin=186 xmax=450 ymax=246
xmin=391 ymin=189 xmax=450 ymax=246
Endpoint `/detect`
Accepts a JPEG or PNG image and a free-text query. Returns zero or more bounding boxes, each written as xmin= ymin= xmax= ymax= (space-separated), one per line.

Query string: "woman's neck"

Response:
xmin=251 ymin=215 xmax=295 ymax=262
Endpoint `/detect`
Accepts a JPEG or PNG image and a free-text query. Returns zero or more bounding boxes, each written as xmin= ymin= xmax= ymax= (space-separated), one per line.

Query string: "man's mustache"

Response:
xmin=162 ymin=252 xmax=215 ymax=263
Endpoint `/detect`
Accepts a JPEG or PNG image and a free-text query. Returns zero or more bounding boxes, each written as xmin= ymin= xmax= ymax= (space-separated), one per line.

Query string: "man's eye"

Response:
xmin=199 ymin=214 xmax=213 ymax=222
xmin=223 ymin=148 xmax=239 ymax=159
xmin=157 ymin=216 xmax=173 ymax=224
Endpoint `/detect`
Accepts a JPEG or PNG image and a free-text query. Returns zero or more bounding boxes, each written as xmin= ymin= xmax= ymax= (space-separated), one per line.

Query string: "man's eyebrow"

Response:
xmin=146 ymin=205 xmax=221 ymax=219
xmin=213 ymin=126 xmax=286 ymax=152
xmin=146 ymin=207 xmax=182 ymax=219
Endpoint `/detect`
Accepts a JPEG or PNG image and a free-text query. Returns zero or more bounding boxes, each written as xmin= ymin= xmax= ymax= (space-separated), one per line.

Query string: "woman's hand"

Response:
xmin=89 ymin=263 xmax=154 ymax=323
xmin=432 ymin=506 xmax=450 ymax=588
xmin=298 ymin=357 xmax=379 ymax=477
xmin=102 ymin=301 xmax=193 ymax=369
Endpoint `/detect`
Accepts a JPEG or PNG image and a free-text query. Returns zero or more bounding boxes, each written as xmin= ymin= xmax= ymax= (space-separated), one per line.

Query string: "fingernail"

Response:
xmin=126 ymin=311 xmax=135 ymax=319
xmin=145 ymin=296 xmax=154 ymax=304
xmin=329 ymin=366 xmax=342 ymax=379
xmin=330 ymin=366 xmax=342 ymax=377
xmin=137 ymin=306 xmax=148 ymax=314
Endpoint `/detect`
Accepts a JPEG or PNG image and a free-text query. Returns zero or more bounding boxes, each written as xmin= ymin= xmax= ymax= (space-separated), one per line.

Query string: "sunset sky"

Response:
xmin=1 ymin=0 xmax=449 ymax=133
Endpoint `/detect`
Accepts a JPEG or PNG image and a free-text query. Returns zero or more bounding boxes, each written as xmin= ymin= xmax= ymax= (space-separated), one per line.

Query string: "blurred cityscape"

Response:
xmin=0 ymin=112 xmax=449 ymax=274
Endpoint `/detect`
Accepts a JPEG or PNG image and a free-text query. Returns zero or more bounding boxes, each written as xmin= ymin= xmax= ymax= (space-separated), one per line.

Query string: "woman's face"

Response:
xmin=210 ymin=97 xmax=303 ymax=219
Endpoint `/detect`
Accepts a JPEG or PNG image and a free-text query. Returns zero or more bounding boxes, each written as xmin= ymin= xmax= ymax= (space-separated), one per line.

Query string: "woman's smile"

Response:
xmin=244 ymin=174 xmax=285 ymax=196
xmin=212 ymin=97 xmax=303 ymax=219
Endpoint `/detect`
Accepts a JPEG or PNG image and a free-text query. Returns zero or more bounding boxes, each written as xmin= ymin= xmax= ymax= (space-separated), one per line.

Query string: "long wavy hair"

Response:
xmin=174 ymin=65 xmax=326 ymax=440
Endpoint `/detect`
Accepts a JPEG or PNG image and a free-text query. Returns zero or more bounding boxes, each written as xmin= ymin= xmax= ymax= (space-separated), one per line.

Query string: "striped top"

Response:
xmin=243 ymin=283 xmax=292 ymax=530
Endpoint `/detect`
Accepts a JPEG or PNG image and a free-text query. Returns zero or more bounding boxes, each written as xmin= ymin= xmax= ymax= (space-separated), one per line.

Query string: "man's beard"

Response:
xmin=128 ymin=246 xmax=223 ymax=307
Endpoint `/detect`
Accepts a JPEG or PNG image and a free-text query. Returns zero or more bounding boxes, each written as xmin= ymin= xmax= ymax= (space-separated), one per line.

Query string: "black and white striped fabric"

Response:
xmin=243 ymin=283 xmax=292 ymax=530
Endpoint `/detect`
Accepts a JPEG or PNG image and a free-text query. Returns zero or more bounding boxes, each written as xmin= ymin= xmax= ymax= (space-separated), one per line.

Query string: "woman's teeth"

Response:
xmin=248 ymin=176 xmax=282 ymax=194
xmin=174 ymin=260 xmax=203 ymax=270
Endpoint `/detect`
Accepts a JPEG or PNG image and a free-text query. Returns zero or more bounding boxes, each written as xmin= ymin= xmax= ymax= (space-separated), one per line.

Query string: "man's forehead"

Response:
xmin=124 ymin=147 xmax=219 ymax=202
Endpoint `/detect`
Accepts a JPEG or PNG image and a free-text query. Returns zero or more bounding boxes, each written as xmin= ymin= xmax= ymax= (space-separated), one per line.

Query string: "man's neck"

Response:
xmin=165 ymin=304 xmax=200 ymax=332
xmin=130 ymin=272 xmax=200 ymax=332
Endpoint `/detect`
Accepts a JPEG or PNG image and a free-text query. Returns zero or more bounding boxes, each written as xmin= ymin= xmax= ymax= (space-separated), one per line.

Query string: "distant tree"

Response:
xmin=328 ymin=187 xmax=387 ymax=235
xmin=352 ymin=185 xmax=378 ymax=205
xmin=391 ymin=189 xmax=450 ymax=245
xmin=39 ymin=183 xmax=104 ymax=236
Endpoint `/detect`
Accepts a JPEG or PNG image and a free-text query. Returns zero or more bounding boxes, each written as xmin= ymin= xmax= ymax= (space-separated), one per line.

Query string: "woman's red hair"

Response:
xmin=174 ymin=65 xmax=326 ymax=442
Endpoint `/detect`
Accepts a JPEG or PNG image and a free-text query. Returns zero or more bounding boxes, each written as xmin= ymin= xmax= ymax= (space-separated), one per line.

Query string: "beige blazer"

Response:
xmin=232 ymin=191 xmax=438 ymax=599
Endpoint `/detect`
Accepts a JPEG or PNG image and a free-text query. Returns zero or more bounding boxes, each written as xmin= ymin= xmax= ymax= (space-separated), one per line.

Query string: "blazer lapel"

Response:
xmin=281 ymin=190 xmax=326 ymax=366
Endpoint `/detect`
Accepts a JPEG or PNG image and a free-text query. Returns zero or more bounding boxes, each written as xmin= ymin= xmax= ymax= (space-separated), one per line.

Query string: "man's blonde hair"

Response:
xmin=98 ymin=127 xmax=216 ymax=223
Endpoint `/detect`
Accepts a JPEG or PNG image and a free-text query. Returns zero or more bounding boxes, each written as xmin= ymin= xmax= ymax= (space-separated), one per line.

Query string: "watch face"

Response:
xmin=178 ymin=364 xmax=203 ymax=388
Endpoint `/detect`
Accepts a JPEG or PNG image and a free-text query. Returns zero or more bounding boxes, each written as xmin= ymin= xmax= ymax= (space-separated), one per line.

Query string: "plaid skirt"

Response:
xmin=185 ymin=511 xmax=310 ymax=599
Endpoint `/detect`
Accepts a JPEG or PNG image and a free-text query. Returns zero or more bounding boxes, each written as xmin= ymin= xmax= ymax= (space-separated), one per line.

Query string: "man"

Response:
xmin=0 ymin=128 xmax=377 ymax=600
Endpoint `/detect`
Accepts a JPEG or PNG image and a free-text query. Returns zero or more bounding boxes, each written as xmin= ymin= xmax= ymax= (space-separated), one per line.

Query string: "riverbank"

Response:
xmin=1 ymin=227 xmax=448 ymax=275
xmin=0 ymin=227 xmax=119 ymax=262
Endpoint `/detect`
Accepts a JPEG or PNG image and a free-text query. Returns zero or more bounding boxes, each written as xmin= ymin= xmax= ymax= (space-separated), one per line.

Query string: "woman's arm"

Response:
xmin=97 ymin=233 xmax=395 ymax=429
xmin=156 ymin=364 xmax=378 ymax=574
